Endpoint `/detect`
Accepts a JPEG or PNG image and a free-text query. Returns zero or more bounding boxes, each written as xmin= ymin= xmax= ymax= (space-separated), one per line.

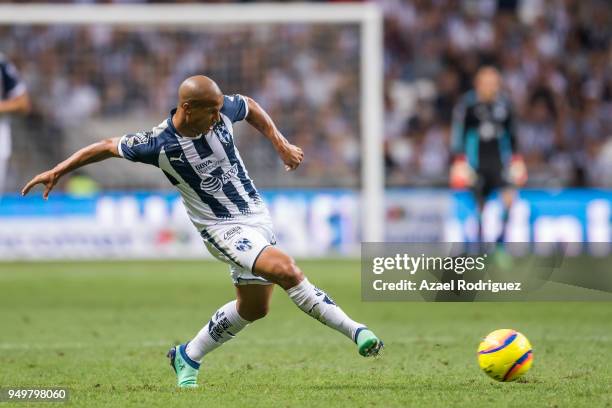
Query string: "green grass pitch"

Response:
xmin=0 ymin=260 xmax=610 ymax=407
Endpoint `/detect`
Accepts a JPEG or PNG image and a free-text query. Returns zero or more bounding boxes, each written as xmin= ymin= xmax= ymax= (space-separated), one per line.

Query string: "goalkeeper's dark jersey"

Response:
xmin=451 ymin=91 xmax=516 ymax=172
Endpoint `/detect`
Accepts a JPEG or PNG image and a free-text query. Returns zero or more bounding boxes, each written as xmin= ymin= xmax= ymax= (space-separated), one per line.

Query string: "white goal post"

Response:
xmin=0 ymin=3 xmax=384 ymax=242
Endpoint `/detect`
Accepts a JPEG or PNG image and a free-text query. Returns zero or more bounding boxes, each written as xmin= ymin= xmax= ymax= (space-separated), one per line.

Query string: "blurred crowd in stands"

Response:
xmin=0 ymin=0 xmax=610 ymax=189
xmin=1 ymin=24 xmax=361 ymax=188
xmin=379 ymin=0 xmax=611 ymax=188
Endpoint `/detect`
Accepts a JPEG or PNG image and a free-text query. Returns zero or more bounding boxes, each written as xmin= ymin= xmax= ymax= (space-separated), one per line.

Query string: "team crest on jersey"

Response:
xmin=125 ymin=131 xmax=152 ymax=148
xmin=234 ymin=238 xmax=252 ymax=252
xmin=213 ymin=122 xmax=232 ymax=145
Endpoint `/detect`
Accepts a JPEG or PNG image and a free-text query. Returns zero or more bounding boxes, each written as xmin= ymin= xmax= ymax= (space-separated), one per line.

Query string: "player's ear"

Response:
xmin=182 ymin=101 xmax=191 ymax=114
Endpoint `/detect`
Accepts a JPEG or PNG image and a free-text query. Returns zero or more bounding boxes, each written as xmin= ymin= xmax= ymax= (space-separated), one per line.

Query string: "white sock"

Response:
xmin=185 ymin=300 xmax=250 ymax=362
xmin=286 ymin=278 xmax=364 ymax=342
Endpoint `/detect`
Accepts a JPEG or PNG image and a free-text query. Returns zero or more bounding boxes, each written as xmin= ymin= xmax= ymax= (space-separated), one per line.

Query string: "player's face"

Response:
xmin=475 ymin=69 xmax=501 ymax=102
xmin=187 ymin=96 xmax=223 ymax=133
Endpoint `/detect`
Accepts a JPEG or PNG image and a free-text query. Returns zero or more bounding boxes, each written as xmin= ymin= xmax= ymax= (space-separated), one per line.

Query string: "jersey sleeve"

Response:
xmin=220 ymin=94 xmax=249 ymax=123
xmin=117 ymin=131 xmax=160 ymax=166
xmin=450 ymin=99 xmax=467 ymax=156
xmin=0 ymin=59 xmax=26 ymax=99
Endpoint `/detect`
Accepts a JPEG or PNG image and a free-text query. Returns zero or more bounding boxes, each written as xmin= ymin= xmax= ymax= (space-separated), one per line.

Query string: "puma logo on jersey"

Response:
xmin=170 ymin=153 xmax=185 ymax=163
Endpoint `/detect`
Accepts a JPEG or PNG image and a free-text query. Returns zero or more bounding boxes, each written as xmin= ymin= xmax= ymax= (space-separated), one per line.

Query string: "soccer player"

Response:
xmin=0 ymin=53 xmax=31 ymax=193
xmin=450 ymin=66 xmax=527 ymax=242
xmin=21 ymin=75 xmax=383 ymax=388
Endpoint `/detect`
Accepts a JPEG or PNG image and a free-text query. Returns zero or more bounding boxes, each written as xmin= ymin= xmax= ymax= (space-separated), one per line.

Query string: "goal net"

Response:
xmin=0 ymin=3 xmax=383 ymax=245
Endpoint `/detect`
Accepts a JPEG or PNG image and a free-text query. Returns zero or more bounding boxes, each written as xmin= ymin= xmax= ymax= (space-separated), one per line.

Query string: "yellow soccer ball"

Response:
xmin=477 ymin=329 xmax=533 ymax=382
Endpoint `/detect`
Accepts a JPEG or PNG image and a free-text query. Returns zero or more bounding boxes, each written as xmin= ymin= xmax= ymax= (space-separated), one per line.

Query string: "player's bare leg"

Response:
xmin=235 ymin=283 xmax=274 ymax=321
xmin=253 ymin=246 xmax=383 ymax=357
xmin=168 ymin=284 xmax=273 ymax=388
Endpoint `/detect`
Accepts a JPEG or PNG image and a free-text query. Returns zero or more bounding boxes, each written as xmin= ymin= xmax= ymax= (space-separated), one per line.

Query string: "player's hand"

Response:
xmin=280 ymin=143 xmax=304 ymax=171
xmin=509 ymin=155 xmax=527 ymax=187
xmin=450 ymin=155 xmax=476 ymax=189
xmin=21 ymin=169 xmax=60 ymax=200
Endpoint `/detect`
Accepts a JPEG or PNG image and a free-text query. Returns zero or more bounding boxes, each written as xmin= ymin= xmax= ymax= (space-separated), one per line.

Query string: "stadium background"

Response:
xmin=1 ymin=0 xmax=610 ymax=258
xmin=0 ymin=2 xmax=611 ymax=407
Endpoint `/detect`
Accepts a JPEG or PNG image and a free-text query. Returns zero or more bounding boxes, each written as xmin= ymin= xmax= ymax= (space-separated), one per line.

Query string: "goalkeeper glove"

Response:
xmin=450 ymin=155 xmax=476 ymax=189
xmin=508 ymin=154 xmax=528 ymax=186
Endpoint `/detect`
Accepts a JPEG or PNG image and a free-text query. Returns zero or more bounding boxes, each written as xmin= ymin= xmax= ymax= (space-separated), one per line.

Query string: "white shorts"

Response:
xmin=201 ymin=215 xmax=276 ymax=286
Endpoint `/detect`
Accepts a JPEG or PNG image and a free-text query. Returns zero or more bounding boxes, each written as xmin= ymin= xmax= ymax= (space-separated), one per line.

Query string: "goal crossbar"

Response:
xmin=0 ymin=3 xmax=377 ymax=24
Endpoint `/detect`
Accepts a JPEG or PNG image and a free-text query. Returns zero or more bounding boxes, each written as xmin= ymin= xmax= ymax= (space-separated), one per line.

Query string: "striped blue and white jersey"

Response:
xmin=0 ymin=53 xmax=27 ymax=160
xmin=117 ymin=94 xmax=266 ymax=229
xmin=0 ymin=54 xmax=25 ymax=101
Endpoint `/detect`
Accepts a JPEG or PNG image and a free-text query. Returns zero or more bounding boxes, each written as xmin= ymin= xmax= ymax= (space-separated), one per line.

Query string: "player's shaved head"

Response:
xmin=475 ymin=66 xmax=502 ymax=102
xmin=173 ymin=75 xmax=225 ymax=137
xmin=178 ymin=75 xmax=223 ymax=108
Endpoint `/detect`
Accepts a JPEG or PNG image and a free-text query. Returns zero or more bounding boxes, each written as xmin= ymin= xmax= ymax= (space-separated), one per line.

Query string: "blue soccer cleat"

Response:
xmin=167 ymin=343 xmax=200 ymax=388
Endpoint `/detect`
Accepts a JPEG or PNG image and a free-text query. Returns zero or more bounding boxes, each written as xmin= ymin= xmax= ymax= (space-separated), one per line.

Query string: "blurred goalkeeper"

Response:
xmin=21 ymin=75 xmax=382 ymax=389
xmin=450 ymin=66 xmax=527 ymax=242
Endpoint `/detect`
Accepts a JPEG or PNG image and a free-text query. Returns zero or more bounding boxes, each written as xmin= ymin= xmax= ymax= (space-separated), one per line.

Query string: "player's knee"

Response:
xmin=270 ymin=257 xmax=303 ymax=289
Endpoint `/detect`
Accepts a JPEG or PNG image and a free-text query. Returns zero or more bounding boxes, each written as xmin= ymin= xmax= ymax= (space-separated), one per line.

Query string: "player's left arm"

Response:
xmin=244 ymin=97 xmax=303 ymax=171
xmin=449 ymin=98 xmax=475 ymax=188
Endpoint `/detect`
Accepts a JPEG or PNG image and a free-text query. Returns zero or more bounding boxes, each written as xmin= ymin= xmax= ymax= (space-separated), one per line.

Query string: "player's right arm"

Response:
xmin=244 ymin=97 xmax=303 ymax=171
xmin=21 ymin=137 xmax=121 ymax=199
